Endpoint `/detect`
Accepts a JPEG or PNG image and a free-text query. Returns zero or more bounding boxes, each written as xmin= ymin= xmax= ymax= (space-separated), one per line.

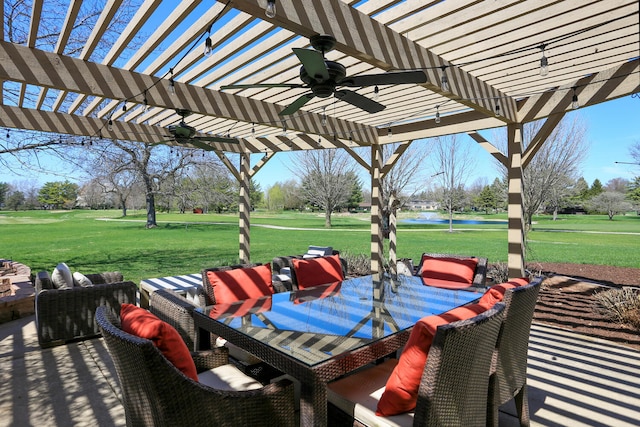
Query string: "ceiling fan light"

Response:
xmin=265 ymin=0 xmax=276 ymax=18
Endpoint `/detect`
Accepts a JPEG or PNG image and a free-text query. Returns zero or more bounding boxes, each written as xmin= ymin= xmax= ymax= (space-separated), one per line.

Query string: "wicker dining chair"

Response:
xmin=95 ymin=305 xmax=296 ymax=427
xmin=327 ymin=303 xmax=506 ymax=427
xmin=487 ymin=277 xmax=543 ymax=427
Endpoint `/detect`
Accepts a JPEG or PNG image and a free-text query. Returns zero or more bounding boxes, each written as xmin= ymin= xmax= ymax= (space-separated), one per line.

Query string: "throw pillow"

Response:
xmin=419 ymin=255 xmax=478 ymax=288
xmin=376 ymin=303 xmax=487 ymax=416
xmin=120 ymin=303 xmax=198 ymax=381
xmin=51 ymin=262 xmax=74 ymax=289
xmin=478 ymin=277 xmax=530 ymax=309
xmin=73 ymin=272 xmax=93 ymax=287
xmin=206 ymin=264 xmax=274 ymax=305
xmin=292 ymin=255 xmax=344 ymax=289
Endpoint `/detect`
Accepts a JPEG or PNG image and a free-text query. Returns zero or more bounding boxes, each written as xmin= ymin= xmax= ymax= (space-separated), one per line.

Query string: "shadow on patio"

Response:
xmin=1 ymin=313 xmax=639 ymax=426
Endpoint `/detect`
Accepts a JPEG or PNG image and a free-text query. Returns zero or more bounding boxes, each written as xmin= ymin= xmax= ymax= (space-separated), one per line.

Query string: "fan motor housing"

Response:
xmin=300 ymin=60 xmax=346 ymax=98
xmin=170 ymin=122 xmax=196 ymax=139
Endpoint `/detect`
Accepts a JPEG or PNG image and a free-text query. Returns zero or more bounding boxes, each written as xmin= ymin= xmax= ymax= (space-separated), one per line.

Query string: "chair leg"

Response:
xmin=514 ymin=384 xmax=530 ymax=427
xmin=487 ymin=376 xmax=500 ymax=427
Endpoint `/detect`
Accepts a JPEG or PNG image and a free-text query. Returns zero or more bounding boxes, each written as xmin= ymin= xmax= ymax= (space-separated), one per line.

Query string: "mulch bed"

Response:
xmin=527 ymin=263 xmax=640 ymax=351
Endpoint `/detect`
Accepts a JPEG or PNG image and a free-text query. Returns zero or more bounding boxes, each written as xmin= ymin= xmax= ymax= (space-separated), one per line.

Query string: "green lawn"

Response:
xmin=0 ymin=209 xmax=637 ymax=284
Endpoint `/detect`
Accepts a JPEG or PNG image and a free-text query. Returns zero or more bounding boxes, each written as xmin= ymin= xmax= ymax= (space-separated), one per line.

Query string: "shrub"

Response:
xmin=594 ymin=287 xmax=640 ymax=329
xmin=342 ymin=252 xmax=371 ymax=277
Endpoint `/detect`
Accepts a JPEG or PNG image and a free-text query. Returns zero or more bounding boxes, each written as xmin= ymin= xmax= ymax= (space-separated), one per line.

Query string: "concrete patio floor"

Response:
xmin=1 ymin=314 xmax=639 ymax=426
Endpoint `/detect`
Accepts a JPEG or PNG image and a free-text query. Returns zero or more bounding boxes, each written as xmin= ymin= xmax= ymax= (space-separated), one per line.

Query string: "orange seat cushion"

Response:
xmin=376 ymin=303 xmax=487 ymax=416
xmin=292 ymin=255 xmax=344 ymax=289
xmin=419 ymin=255 xmax=478 ymax=288
xmin=120 ymin=304 xmax=198 ymax=382
xmin=478 ymin=277 xmax=530 ymax=309
xmin=206 ymin=264 xmax=274 ymax=305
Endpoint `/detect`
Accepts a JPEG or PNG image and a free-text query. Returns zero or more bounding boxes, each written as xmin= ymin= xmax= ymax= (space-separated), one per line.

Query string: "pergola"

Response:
xmin=1 ymin=0 xmax=638 ymax=277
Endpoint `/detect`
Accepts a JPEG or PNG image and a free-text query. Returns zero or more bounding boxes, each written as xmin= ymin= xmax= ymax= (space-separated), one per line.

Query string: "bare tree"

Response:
xmin=292 ymin=149 xmax=355 ymax=227
xmin=379 ymin=142 xmax=432 ymax=236
xmin=589 ymin=191 xmax=633 ymax=220
xmin=433 ymin=135 xmax=476 ymax=232
xmin=494 ymin=116 xmax=588 ymax=227
xmin=630 ymin=140 xmax=640 ymax=165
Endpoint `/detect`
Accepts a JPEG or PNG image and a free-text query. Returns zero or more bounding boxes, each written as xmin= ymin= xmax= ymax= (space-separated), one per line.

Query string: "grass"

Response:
xmin=0 ymin=209 xmax=638 ymax=284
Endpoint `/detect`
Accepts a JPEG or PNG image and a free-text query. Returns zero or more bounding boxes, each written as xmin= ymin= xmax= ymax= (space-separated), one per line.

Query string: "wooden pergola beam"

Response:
xmin=0 ymin=41 xmax=378 ymax=146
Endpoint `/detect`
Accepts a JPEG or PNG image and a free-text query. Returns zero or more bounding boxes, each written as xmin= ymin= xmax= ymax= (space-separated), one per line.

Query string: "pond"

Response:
xmin=401 ymin=213 xmax=507 ymax=225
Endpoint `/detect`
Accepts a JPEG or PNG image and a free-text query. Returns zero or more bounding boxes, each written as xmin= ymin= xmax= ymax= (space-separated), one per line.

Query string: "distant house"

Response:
xmin=406 ymin=200 xmax=439 ymax=211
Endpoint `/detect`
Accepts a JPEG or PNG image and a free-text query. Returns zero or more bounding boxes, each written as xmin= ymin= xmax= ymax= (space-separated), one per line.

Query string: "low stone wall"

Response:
xmin=0 ymin=260 xmax=35 ymax=324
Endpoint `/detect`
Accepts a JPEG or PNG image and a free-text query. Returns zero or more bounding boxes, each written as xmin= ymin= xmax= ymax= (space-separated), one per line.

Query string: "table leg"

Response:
xmin=299 ymin=377 xmax=328 ymax=427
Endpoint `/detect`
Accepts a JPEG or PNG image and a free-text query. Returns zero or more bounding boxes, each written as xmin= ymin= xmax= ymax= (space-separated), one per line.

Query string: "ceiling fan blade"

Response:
xmin=195 ymin=136 xmax=240 ymax=144
xmin=340 ymin=70 xmax=427 ymax=87
xmin=183 ymin=139 xmax=216 ymax=151
xmin=221 ymin=83 xmax=304 ymax=90
xmin=335 ymin=90 xmax=385 ymax=113
xmin=293 ymin=48 xmax=329 ymax=81
xmin=279 ymin=93 xmax=316 ymax=116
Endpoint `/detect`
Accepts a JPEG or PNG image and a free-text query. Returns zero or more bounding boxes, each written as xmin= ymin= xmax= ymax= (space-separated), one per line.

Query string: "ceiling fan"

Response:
xmin=158 ymin=109 xmax=238 ymax=150
xmin=220 ymin=34 xmax=427 ymax=116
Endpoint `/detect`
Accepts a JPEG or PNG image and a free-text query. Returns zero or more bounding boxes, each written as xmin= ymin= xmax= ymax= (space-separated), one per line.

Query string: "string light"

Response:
xmin=387 ymin=126 xmax=392 ymax=137
xmin=122 ymin=103 xmax=127 ymax=112
xmin=281 ymin=119 xmax=286 ymax=135
xmin=435 ymin=105 xmax=441 ymax=124
xmin=539 ymin=43 xmax=549 ymax=76
xmin=571 ymin=86 xmax=579 ymax=109
xmin=440 ymin=66 xmax=449 ymax=92
xmin=143 ymin=91 xmax=149 ymax=113
xmin=321 ymin=106 xmax=327 ymax=127
xmin=373 ymin=85 xmax=379 ymax=101
xmin=494 ymin=102 xmax=501 ymax=116
xmin=168 ymin=68 xmax=176 ymax=95
xmin=107 ymin=119 xmax=113 ymax=131
xmin=251 ymin=123 xmax=255 ymax=137
xmin=203 ymin=25 xmax=213 ymax=57
xmin=257 ymin=0 xmax=276 ymax=18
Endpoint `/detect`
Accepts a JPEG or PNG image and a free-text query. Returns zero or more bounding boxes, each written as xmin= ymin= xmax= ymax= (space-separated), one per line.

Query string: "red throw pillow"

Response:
xmin=209 ymin=296 xmax=273 ymax=319
xmin=478 ymin=277 xmax=530 ymax=309
xmin=206 ymin=264 xmax=274 ymax=305
xmin=292 ymin=255 xmax=344 ymax=289
xmin=376 ymin=303 xmax=487 ymax=416
xmin=420 ymin=255 xmax=478 ymax=288
xmin=120 ymin=304 xmax=198 ymax=381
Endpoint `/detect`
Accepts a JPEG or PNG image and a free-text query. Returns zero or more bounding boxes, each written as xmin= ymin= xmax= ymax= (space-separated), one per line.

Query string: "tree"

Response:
xmin=630 ymin=140 xmax=640 ymax=165
xmin=0 ymin=182 xmax=9 ymax=207
xmin=626 ymin=177 xmax=640 ymax=214
xmin=605 ymin=177 xmax=629 ymax=193
xmin=475 ymin=185 xmax=499 ymax=214
xmin=249 ymin=179 xmax=263 ymax=210
xmin=294 ymin=149 xmax=356 ymax=227
xmin=344 ymin=173 xmax=364 ymax=211
xmin=37 ymin=181 xmax=78 ymax=209
xmin=5 ymin=191 xmax=25 ymax=211
xmin=589 ymin=191 xmax=633 ymax=220
xmin=589 ymin=179 xmax=604 ymax=198
xmin=433 ymin=134 xmax=476 ymax=232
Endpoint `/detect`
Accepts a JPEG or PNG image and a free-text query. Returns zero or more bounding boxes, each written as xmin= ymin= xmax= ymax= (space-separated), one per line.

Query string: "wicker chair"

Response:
xmin=95 ymin=306 xmax=296 ymax=427
xmin=34 ymin=270 xmax=137 ymax=348
xmin=414 ymin=252 xmax=488 ymax=289
xmin=327 ymin=303 xmax=506 ymax=427
xmin=487 ymin=277 xmax=543 ymax=427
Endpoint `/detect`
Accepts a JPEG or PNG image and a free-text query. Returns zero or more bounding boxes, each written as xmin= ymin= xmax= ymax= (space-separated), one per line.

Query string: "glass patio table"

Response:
xmin=193 ymin=273 xmax=480 ymax=427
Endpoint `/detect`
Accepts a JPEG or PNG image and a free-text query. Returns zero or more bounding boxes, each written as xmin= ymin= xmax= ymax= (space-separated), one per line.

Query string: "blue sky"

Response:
xmin=1 ymin=96 xmax=638 ymax=191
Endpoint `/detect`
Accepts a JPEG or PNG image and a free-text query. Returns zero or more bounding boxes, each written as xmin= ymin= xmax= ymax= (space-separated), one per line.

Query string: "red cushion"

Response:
xmin=120 ymin=304 xmax=198 ymax=382
xmin=292 ymin=255 xmax=344 ymax=289
xmin=376 ymin=303 xmax=487 ymax=416
xmin=209 ymin=296 xmax=273 ymax=319
xmin=419 ymin=255 xmax=478 ymax=288
xmin=293 ymin=281 xmax=342 ymax=304
xmin=478 ymin=277 xmax=530 ymax=309
xmin=206 ymin=264 xmax=274 ymax=305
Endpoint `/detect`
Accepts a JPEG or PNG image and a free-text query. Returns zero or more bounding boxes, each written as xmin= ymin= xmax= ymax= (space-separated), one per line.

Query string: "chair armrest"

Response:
xmin=150 ymin=289 xmax=202 ymax=350
xmin=192 ymin=347 xmax=230 ymax=372
xmin=84 ymin=271 xmax=124 ymax=284
xmin=473 ymin=257 xmax=488 ymax=288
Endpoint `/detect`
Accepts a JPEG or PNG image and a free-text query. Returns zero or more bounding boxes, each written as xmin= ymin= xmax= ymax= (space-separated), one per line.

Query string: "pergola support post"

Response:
xmin=507 ymin=123 xmax=526 ymax=278
xmin=370 ymin=143 xmax=384 ymax=274
xmin=239 ymin=152 xmax=251 ymax=263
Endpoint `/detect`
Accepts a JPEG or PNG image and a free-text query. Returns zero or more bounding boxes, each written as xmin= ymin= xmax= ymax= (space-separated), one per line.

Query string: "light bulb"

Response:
xmin=539 ymin=44 xmax=549 ymax=76
xmin=107 ymin=119 xmax=113 ymax=131
xmin=204 ymin=36 xmax=213 ymax=57
xmin=321 ymin=107 xmax=327 ymax=127
xmin=495 ymin=103 xmax=501 ymax=117
xmin=387 ymin=126 xmax=392 ymax=137
xmin=440 ymin=67 xmax=449 ymax=92
xmin=265 ymin=0 xmax=276 ymax=18
xmin=571 ymin=87 xmax=579 ymax=109
xmin=168 ymin=78 xmax=175 ymax=95
xmin=373 ymin=85 xmax=379 ymax=101
xmin=435 ymin=106 xmax=441 ymax=124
